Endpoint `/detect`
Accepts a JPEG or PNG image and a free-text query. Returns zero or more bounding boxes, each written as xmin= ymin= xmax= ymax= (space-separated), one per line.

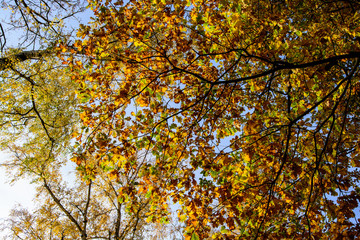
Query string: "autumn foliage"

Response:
xmin=4 ymin=0 xmax=360 ymax=239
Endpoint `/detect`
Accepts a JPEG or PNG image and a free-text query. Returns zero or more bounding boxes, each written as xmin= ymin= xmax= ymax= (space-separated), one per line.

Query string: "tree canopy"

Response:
xmin=0 ymin=0 xmax=170 ymax=239
xmin=1 ymin=0 xmax=360 ymax=239
xmin=1 ymin=150 xmax=173 ymax=240
xmin=69 ymin=0 xmax=360 ymax=239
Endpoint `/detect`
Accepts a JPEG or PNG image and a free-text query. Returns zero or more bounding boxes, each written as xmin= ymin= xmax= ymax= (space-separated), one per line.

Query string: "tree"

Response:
xmin=0 ymin=1 xmax=173 ymax=239
xmin=0 ymin=51 xmax=171 ymax=240
xmin=1 ymin=151 xmax=156 ymax=240
xmin=0 ymin=1 xmax=84 ymax=209
xmin=70 ymin=0 xmax=360 ymax=239
xmin=1 ymin=0 xmax=85 ymax=49
xmin=0 ymin=0 xmax=86 ymax=160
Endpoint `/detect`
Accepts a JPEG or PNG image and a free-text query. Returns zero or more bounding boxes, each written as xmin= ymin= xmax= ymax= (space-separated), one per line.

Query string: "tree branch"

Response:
xmin=42 ymin=178 xmax=84 ymax=235
xmin=0 ymin=49 xmax=50 ymax=71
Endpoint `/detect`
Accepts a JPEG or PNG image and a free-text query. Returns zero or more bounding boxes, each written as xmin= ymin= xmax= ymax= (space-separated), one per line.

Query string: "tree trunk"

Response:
xmin=0 ymin=49 xmax=50 ymax=71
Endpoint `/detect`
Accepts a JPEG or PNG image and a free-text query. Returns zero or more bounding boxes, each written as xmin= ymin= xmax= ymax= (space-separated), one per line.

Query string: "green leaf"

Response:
xmin=191 ymin=232 xmax=199 ymax=240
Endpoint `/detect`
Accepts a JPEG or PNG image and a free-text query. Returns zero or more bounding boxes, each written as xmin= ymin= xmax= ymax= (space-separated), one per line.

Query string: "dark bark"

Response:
xmin=43 ymin=179 xmax=84 ymax=237
xmin=0 ymin=49 xmax=50 ymax=71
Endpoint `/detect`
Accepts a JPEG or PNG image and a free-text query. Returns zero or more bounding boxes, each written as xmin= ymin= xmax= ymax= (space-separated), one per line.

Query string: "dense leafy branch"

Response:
xmin=69 ymin=0 xmax=360 ymax=239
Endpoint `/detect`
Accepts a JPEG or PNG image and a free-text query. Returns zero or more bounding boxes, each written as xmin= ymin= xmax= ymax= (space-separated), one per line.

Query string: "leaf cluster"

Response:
xmin=70 ymin=0 xmax=360 ymax=239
